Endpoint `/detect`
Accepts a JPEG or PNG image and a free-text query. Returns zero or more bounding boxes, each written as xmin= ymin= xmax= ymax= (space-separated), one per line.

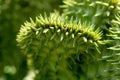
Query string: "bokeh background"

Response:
xmin=0 ymin=0 xmax=62 ymax=80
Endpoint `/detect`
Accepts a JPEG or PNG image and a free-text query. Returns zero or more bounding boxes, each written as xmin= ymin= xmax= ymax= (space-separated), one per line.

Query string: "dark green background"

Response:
xmin=0 ymin=0 xmax=62 ymax=80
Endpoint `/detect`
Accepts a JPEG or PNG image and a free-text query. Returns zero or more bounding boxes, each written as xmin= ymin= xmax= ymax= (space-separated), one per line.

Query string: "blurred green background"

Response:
xmin=0 ymin=0 xmax=62 ymax=80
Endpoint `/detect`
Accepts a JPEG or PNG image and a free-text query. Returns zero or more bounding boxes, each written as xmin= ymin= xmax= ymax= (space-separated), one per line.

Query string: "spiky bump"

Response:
xmin=61 ymin=0 xmax=120 ymax=30
xmin=17 ymin=12 xmax=102 ymax=80
xmin=104 ymin=14 xmax=120 ymax=68
xmin=97 ymin=11 xmax=120 ymax=80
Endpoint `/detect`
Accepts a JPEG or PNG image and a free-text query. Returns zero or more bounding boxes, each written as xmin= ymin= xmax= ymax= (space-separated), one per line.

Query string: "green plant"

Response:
xmin=17 ymin=0 xmax=120 ymax=80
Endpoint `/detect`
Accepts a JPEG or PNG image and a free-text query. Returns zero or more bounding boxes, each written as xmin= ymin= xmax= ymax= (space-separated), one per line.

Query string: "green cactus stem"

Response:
xmin=17 ymin=12 xmax=106 ymax=80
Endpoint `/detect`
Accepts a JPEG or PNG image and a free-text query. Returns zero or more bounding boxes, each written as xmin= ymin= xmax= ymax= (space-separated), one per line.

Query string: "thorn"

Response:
xmin=105 ymin=11 xmax=110 ymax=16
xmin=94 ymin=42 xmax=98 ymax=47
xmin=102 ymin=56 xmax=112 ymax=59
xmin=95 ymin=46 xmax=101 ymax=54
xmin=66 ymin=32 xmax=69 ymax=36
xmin=60 ymin=33 xmax=64 ymax=41
xmin=50 ymin=27 xmax=54 ymax=30
xmin=36 ymin=31 xmax=39 ymax=35
xmin=78 ymin=33 xmax=82 ymax=35
xmin=89 ymin=2 xmax=95 ymax=7
xmin=72 ymin=33 xmax=74 ymax=38
xmin=116 ymin=53 xmax=120 ymax=55
xmin=89 ymin=40 xmax=93 ymax=43
xmin=83 ymin=37 xmax=87 ymax=42
xmin=30 ymin=18 xmax=34 ymax=24
xmin=50 ymin=33 xmax=56 ymax=40
xmin=95 ymin=1 xmax=109 ymax=6
xmin=43 ymin=28 xmax=49 ymax=33
xmin=73 ymin=38 xmax=76 ymax=47
xmin=57 ymin=29 xmax=61 ymax=33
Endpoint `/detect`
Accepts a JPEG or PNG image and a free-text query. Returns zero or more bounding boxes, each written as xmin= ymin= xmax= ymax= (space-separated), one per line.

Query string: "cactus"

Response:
xmin=61 ymin=0 xmax=120 ymax=79
xmin=61 ymin=0 xmax=120 ymax=33
xmin=17 ymin=0 xmax=120 ymax=80
xmin=17 ymin=12 xmax=103 ymax=80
